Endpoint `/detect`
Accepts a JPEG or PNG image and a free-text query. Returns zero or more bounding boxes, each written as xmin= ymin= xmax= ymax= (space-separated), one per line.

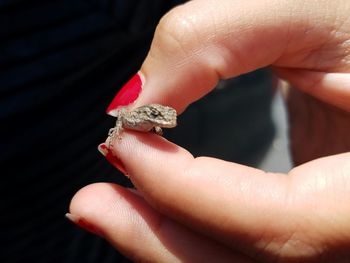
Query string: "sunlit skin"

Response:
xmin=70 ymin=0 xmax=350 ymax=262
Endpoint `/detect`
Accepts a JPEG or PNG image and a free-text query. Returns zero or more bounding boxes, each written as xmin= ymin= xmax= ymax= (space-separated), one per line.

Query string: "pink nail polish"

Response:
xmin=106 ymin=73 xmax=143 ymax=116
xmin=98 ymin=143 xmax=127 ymax=175
xmin=65 ymin=213 xmax=104 ymax=237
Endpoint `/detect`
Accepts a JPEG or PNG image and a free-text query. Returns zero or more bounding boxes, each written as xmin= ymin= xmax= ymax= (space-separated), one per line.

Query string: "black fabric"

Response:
xmin=169 ymin=69 xmax=275 ymax=165
xmin=1 ymin=1 xmax=183 ymax=262
xmin=0 ymin=1 xmax=274 ymax=262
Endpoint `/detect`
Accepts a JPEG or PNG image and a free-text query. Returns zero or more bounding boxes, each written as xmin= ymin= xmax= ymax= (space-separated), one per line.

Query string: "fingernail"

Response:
xmin=98 ymin=143 xmax=127 ymax=175
xmin=106 ymin=72 xmax=144 ymax=116
xmin=65 ymin=213 xmax=104 ymax=237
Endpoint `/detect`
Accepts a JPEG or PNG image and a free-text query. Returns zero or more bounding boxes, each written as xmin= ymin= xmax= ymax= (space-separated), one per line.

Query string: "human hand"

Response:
xmin=69 ymin=0 xmax=350 ymax=262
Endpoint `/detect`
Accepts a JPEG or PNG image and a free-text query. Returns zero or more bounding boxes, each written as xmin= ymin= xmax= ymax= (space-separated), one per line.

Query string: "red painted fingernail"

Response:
xmin=65 ymin=213 xmax=104 ymax=237
xmin=106 ymin=72 xmax=143 ymax=117
xmin=98 ymin=143 xmax=127 ymax=175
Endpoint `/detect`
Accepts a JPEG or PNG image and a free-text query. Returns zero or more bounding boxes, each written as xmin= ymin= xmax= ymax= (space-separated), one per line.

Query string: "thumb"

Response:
xmin=135 ymin=0 xmax=285 ymax=112
xmin=106 ymin=0 xmax=349 ymax=115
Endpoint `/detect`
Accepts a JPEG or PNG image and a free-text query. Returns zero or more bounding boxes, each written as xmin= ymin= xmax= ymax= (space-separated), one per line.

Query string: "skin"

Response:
xmin=69 ymin=0 xmax=350 ymax=262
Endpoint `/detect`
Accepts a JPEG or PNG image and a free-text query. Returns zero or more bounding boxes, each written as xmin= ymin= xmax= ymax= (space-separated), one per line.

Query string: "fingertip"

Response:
xmin=69 ymin=183 xmax=113 ymax=217
xmin=68 ymin=183 xmax=182 ymax=262
xmin=108 ymin=131 xmax=193 ymax=187
xmin=106 ymin=72 xmax=144 ymax=116
xmin=68 ymin=183 xmax=147 ymax=243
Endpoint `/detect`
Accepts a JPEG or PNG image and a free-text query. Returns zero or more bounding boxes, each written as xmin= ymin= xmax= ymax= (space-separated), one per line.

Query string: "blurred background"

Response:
xmin=259 ymin=90 xmax=292 ymax=173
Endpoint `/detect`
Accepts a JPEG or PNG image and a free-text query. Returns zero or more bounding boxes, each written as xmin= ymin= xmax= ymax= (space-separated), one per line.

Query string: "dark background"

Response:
xmin=0 ymin=1 xmax=274 ymax=262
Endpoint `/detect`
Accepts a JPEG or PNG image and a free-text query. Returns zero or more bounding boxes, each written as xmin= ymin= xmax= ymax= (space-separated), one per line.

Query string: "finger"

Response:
xmin=282 ymin=85 xmax=350 ymax=164
xmin=107 ymin=132 xmax=292 ymax=258
xmin=276 ymin=69 xmax=350 ymax=112
xmin=288 ymin=152 xmax=350 ymax=248
xmin=69 ymin=183 xmax=255 ymax=263
xmin=136 ymin=0 xmax=284 ymax=111
xmin=107 ymin=132 xmax=350 ymax=260
xmin=133 ymin=0 xmax=349 ymax=112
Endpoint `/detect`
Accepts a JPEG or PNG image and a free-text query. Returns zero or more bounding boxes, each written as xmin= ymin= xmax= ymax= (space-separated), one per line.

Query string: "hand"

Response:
xmin=69 ymin=0 xmax=350 ymax=262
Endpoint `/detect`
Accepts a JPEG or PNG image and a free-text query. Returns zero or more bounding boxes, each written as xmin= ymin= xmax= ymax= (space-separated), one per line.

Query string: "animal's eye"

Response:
xmin=150 ymin=108 xmax=160 ymax=117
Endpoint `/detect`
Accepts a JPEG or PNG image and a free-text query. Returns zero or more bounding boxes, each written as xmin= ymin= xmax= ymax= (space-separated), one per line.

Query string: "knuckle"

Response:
xmin=153 ymin=6 xmax=201 ymax=56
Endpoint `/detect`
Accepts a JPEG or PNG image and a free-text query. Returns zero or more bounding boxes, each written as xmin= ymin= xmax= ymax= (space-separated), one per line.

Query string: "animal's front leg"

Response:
xmin=108 ymin=119 xmax=123 ymax=148
xmin=152 ymin=126 xmax=163 ymax=135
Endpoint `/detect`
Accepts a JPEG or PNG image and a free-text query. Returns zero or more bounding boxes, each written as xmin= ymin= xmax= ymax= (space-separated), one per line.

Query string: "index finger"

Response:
xmin=106 ymin=131 xmax=290 ymax=251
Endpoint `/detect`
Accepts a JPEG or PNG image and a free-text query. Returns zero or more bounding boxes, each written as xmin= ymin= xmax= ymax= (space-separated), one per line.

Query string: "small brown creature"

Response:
xmin=108 ymin=104 xmax=177 ymax=147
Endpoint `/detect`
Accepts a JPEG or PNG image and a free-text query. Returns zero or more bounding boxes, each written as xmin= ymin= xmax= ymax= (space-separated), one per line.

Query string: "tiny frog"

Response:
xmin=108 ymin=104 xmax=177 ymax=147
